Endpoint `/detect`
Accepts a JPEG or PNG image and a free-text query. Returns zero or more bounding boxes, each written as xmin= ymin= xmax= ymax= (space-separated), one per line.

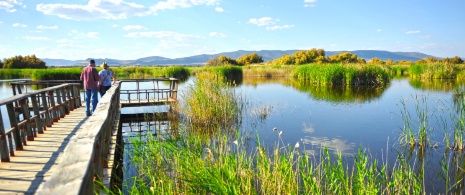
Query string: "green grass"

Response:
xmin=0 ymin=69 xmax=35 ymax=79
xmin=291 ymin=63 xmax=390 ymax=85
xmin=409 ymin=63 xmax=456 ymax=79
xmin=180 ymin=71 xmax=242 ymax=133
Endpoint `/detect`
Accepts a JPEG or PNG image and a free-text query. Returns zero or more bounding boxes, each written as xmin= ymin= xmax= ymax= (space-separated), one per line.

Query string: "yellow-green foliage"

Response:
xmin=291 ymin=63 xmax=390 ymax=85
xmin=409 ymin=63 xmax=456 ymax=79
xmin=2 ymin=55 xmax=47 ymax=69
xmin=242 ymin=65 xmax=293 ymax=77
xmin=0 ymin=69 xmax=34 ymax=79
xmin=182 ymin=72 xmax=241 ymax=132
xmin=237 ymin=52 xmax=264 ymax=65
xmin=30 ymin=68 xmax=82 ymax=80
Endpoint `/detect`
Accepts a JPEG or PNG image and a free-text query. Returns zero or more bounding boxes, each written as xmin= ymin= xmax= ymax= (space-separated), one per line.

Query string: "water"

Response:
xmin=118 ymin=77 xmax=465 ymax=192
xmin=1 ymin=78 xmax=462 ymax=192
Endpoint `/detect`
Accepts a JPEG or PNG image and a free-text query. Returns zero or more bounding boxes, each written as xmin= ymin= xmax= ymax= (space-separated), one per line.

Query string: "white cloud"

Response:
xmin=406 ymin=30 xmax=421 ymax=34
xmin=0 ymin=0 xmax=25 ymax=12
xmin=36 ymin=0 xmax=150 ymax=21
xmin=87 ymin=32 xmax=99 ymax=38
xmin=249 ymin=17 xmax=293 ymax=30
xmin=266 ymin=25 xmax=294 ymax=30
xmin=125 ymin=31 xmax=204 ymax=41
xmin=23 ymin=36 xmax=51 ymax=41
xmin=0 ymin=21 xmax=3 ymax=24
xmin=209 ymin=32 xmax=225 ymax=37
xmin=376 ymin=29 xmax=382 ymax=32
xmin=151 ymin=0 xmax=220 ymax=11
xmin=249 ymin=17 xmax=276 ymax=26
xmin=112 ymin=24 xmax=119 ymax=28
xmin=123 ymin=25 xmax=147 ymax=31
xmin=12 ymin=23 xmax=27 ymax=28
xmin=37 ymin=25 xmax=58 ymax=30
xmin=215 ymin=7 xmax=223 ymax=12
xmin=304 ymin=0 xmax=317 ymax=7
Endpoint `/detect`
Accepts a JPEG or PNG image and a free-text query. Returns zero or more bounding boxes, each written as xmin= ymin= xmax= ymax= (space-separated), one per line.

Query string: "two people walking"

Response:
xmin=80 ymin=59 xmax=116 ymax=116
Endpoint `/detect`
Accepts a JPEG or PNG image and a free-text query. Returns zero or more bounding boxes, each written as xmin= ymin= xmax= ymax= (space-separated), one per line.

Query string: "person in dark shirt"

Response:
xmin=80 ymin=59 xmax=99 ymax=116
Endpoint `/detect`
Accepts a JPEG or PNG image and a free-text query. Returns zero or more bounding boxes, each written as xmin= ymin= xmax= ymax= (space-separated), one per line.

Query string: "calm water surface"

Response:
xmin=1 ymin=77 xmax=462 ymax=193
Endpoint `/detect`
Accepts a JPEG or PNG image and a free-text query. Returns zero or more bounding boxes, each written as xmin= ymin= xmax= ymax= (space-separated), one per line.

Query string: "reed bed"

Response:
xmin=124 ymin=127 xmax=439 ymax=194
xmin=119 ymin=72 xmax=465 ymax=195
xmin=291 ymin=63 xmax=390 ymax=85
xmin=409 ymin=63 xmax=456 ymax=79
xmin=180 ymin=71 xmax=242 ymax=133
xmin=242 ymin=65 xmax=293 ymax=77
xmin=30 ymin=68 xmax=82 ymax=80
xmin=0 ymin=69 xmax=35 ymax=79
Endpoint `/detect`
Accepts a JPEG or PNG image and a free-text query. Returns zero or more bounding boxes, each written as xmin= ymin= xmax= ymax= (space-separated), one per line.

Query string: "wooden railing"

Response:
xmin=0 ymin=83 xmax=81 ymax=162
xmin=119 ymin=78 xmax=178 ymax=104
xmin=36 ymin=81 xmax=122 ymax=195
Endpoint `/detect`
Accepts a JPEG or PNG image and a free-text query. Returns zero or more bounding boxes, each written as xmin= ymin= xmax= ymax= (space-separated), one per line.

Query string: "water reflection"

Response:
xmin=409 ymin=78 xmax=461 ymax=92
xmin=240 ymin=77 xmax=388 ymax=103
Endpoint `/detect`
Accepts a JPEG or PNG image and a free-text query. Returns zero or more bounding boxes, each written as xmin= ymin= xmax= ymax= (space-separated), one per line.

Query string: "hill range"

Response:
xmin=43 ymin=50 xmax=437 ymax=67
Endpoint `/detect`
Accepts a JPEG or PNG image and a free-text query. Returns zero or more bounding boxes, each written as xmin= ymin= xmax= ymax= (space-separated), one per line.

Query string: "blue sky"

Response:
xmin=0 ymin=0 xmax=464 ymax=60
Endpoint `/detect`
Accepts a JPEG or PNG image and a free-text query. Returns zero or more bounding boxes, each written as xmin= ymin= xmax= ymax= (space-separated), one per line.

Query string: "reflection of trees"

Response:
xmin=241 ymin=77 xmax=387 ymax=103
xmin=409 ymin=78 xmax=459 ymax=92
xmin=291 ymin=79 xmax=388 ymax=103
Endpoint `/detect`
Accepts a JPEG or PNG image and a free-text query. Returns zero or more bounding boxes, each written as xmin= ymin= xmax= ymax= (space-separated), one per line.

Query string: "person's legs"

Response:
xmin=85 ymin=89 xmax=92 ymax=116
xmin=91 ymin=87 xmax=99 ymax=113
xmin=100 ymin=86 xmax=110 ymax=97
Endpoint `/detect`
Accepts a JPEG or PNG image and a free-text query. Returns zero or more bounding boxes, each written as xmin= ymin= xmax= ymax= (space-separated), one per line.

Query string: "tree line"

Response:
xmin=206 ymin=48 xmax=464 ymax=66
xmin=1 ymin=55 xmax=47 ymax=69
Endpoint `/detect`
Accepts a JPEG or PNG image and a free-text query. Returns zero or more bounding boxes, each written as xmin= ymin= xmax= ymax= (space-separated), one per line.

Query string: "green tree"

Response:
xmin=2 ymin=55 xmax=47 ymax=69
xmin=0 ymin=59 xmax=3 ymax=68
xmin=205 ymin=55 xmax=237 ymax=66
xmin=368 ymin=57 xmax=384 ymax=64
xmin=442 ymin=56 xmax=463 ymax=64
xmin=237 ymin=53 xmax=263 ymax=65
xmin=327 ymin=52 xmax=360 ymax=63
xmin=271 ymin=54 xmax=293 ymax=65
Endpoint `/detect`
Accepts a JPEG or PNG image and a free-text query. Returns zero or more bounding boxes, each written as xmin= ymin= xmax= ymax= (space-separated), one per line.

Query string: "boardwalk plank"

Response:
xmin=0 ymin=107 xmax=89 ymax=195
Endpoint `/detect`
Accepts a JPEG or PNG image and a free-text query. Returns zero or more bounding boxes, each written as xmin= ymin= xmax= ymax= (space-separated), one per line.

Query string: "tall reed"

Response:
xmin=180 ymin=71 xmax=242 ymax=133
xmin=291 ymin=63 xmax=390 ymax=85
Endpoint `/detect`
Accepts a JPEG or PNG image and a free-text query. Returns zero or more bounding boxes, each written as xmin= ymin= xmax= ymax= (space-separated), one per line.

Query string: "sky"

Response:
xmin=0 ymin=0 xmax=464 ymax=61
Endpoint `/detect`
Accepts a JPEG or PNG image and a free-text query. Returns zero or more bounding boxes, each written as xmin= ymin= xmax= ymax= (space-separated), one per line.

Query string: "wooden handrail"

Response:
xmin=36 ymin=81 xmax=122 ymax=195
xmin=0 ymin=83 xmax=82 ymax=162
xmin=119 ymin=78 xmax=178 ymax=103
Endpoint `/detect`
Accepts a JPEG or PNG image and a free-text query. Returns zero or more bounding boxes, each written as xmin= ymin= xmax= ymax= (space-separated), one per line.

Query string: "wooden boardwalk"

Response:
xmin=0 ymin=107 xmax=90 ymax=194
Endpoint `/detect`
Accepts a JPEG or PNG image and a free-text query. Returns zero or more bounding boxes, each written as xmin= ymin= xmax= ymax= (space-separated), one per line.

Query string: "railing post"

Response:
xmin=61 ymin=87 xmax=70 ymax=115
xmin=0 ymin=112 xmax=10 ymax=162
xmin=48 ymin=91 xmax=58 ymax=123
xmin=30 ymin=94 xmax=44 ymax=134
xmin=41 ymin=91 xmax=52 ymax=127
xmin=55 ymin=89 xmax=64 ymax=118
xmin=6 ymin=103 xmax=23 ymax=150
xmin=19 ymin=99 xmax=34 ymax=141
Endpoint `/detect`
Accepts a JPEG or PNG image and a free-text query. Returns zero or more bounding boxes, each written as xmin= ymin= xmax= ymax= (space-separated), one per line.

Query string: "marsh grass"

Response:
xmin=180 ymin=71 xmax=242 ymax=133
xmin=242 ymin=65 xmax=293 ymax=77
xmin=410 ymin=63 xmax=456 ymax=79
xmin=30 ymin=68 xmax=82 ymax=80
xmin=291 ymin=63 xmax=390 ymax=85
xmin=0 ymin=69 xmax=33 ymax=79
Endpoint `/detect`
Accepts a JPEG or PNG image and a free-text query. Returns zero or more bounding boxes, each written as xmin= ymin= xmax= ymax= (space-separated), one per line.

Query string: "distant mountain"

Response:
xmin=42 ymin=50 xmax=438 ymax=67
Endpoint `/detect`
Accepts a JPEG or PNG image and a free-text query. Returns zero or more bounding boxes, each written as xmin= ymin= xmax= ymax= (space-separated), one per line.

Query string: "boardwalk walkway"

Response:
xmin=0 ymin=107 xmax=88 ymax=194
xmin=0 ymin=78 xmax=178 ymax=194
